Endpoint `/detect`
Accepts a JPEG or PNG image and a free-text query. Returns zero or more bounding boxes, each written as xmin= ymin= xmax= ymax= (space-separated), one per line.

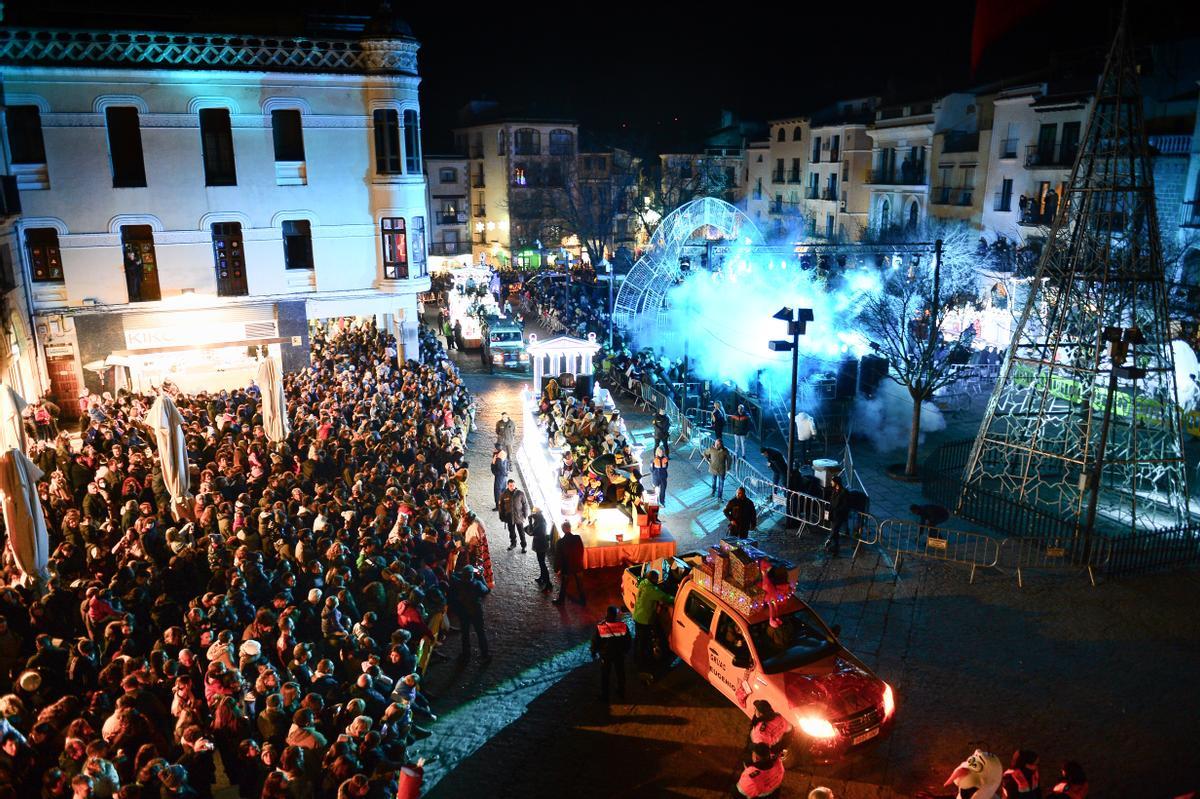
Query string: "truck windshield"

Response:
xmin=749 ymin=608 xmax=837 ymax=674
xmin=490 ymin=332 xmax=521 ymax=343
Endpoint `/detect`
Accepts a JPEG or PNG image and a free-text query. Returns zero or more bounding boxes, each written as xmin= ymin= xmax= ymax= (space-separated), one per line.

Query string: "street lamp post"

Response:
xmin=770 ymin=306 xmax=815 ymax=485
xmin=600 ymin=258 xmax=613 ymax=350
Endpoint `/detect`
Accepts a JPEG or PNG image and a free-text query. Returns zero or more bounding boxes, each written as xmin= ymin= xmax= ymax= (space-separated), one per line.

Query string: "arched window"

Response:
xmin=776 ymin=128 xmax=785 ymax=142
xmin=403 ymin=110 xmax=421 ymax=173
xmin=514 ymin=128 xmax=540 ymax=155
xmin=879 ymin=199 xmax=891 ymax=230
xmin=907 ymin=200 xmax=919 ymax=230
xmin=792 ymin=126 xmax=802 ymax=141
xmin=548 ymin=129 xmax=574 ymax=156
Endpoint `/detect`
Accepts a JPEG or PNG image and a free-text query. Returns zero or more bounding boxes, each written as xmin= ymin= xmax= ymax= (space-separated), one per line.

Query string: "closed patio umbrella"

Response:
xmin=256 ymin=356 xmax=290 ymax=443
xmin=0 ymin=384 xmax=28 ymax=454
xmin=0 ymin=447 xmax=49 ymax=582
xmin=147 ymin=393 xmax=193 ymax=515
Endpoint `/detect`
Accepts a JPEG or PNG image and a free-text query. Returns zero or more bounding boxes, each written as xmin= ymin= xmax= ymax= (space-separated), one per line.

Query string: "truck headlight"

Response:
xmin=519 ymin=352 xmax=529 ymax=361
xmin=796 ymin=716 xmax=837 ymax=739
xmin=492 ymin=354 xmax=503 ymax=364
xmin=882 ymin=683 xmax=895 ymax=719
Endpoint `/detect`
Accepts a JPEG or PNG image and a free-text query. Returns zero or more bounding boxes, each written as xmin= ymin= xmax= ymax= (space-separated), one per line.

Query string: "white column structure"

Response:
xmin=525 ymin=333 xmax=600 ymax=395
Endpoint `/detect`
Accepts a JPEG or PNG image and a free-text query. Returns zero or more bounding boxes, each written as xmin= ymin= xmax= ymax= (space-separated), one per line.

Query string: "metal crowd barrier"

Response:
xmin=998 ymin=535 xmax=1110 ymax=588
xmin=877 ymin=519 xmax=1001 ymax=583
xmin=849 ymin=510 xmax=882 ymax=560
xmin=741 ymin=474 xmax=830 ymax=534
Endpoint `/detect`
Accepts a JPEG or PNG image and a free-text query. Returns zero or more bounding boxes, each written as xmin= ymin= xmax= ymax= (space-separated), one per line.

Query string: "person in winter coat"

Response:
xmin=729 ymin=404 xmax=751 ymax=457
xmin=748 ymin=700 xmax=791 ymax=757
xmin=825 ymin=476 xmax=850 ymax=557
xmin=494 ymin=412 xmax=517 ymax=455
xmin=552 ymin=522 xmax=585 ymax=606
xmin=497 ymin=478 xmax=530 ymax=551
xmin=489 ymin=443 xmax=508 ymax=510
xmin=448 ymin=565 xmax=490 ymax=661
xmin=526 ymin=507 xmax=551 ymax=592
xmin=631 ymin=571 xmax=672 ymax=669
xmin=590 ymin=606 xmax=631 ymax=703
xmin=651 ymin=410 xmax=670 ymax=454
xmin=650 ymin=448 xmax=669 ymax=505
xmin=723 ymin=486 xmax=757 ymax=539
xmin=710 ymin=401 xmax=727 ymax=444
xmin=702 ymin=439 xmax=731 ymax=501
xmin=760 ymin=446 xmax=788 ymax=489
xmin=1001 ymin=749 xmax=1041 ymax=799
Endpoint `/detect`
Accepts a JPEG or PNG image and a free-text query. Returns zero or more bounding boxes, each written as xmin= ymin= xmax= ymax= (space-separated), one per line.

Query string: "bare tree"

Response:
xmin=538 ymin=151 xmax=640 ymax=268
xmin=632 ymin=154 xmax=735 ymax=239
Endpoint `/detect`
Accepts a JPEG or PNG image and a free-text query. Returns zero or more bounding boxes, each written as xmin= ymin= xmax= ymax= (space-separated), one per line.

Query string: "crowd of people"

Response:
xmin=0 ymin=318 xmax=488 ymax=799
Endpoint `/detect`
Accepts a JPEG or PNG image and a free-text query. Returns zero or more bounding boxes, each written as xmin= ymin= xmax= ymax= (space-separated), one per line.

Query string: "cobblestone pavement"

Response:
xmin=415 ymin=346 xmax=1200 ymax=799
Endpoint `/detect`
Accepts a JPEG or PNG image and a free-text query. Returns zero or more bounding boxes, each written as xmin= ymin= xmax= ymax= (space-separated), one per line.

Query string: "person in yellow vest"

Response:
xmin=748 ymin=700 xmax=791 ymax=758
xmin=735 ymin=743 xmax=784 ymax=798
xmin=589 ymin=606 xmax=631 ymax=702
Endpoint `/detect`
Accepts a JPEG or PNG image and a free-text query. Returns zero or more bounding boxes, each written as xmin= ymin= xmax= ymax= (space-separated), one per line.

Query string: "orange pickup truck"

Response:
xmin=621 ymin=550 xmax=895 ymax=759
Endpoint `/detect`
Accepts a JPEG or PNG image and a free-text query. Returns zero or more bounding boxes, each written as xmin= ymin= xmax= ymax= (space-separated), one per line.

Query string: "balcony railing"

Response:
xmin=1025 ymin=142 xmax=1077 ymax=168
xmin=821 ymin=187 xmax=838 ymax=201
xmin=771 ymin=169 xmax=786 ymax=183
xmin=998 ymin=138 xmax=1019 ymax=159
xmin=805 ymin=186 xmax=819 ymax=200
xmin=934 ymin=185 xmax=974 ymax=206
xmin=472 ymin=205 xmax=485 ymax=217
xmin=1183 ymin=200 xmax=1200 ymax=228
xmin=956 ymin=189 xmax=974 ymax=206
xmin=769 ymin=200 xmax=784 ymax=214
xmin=429 ymin=241 xmax=473 ymax=256
xmin=788 ymin=170 xmax=802 ymax=183
xmin=471 ymin=175 xmax=485 ymax=188
xmin=829 ymin=149 xmax=839 ymax=162
xmin=438 ymin=213 xmax=468 ymax=225
xmin=932 ymin=186 xmax=952 ymax=205
xmin=993 ymin=191 xmax=1012 ymax=212
xmin=868 ymin=164 xmax=926 ymax=185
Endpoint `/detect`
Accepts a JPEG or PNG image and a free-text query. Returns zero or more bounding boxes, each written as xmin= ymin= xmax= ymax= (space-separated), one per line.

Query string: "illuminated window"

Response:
xmin=373 ymin=110 xmax=402 ymax=174
xmin=513 ymin=166 xmax=527 ymax=186
xmin=6 ymin=106 xmax=46 ymax=164
xmin=199 ymin=109 xmax=237 ymax=186
xmin=120 ymin=225 xmax=160 ymax=302
xmin=211 ymin=222 xmax=248 ymax=296
xmin=24 ymin=228 xmax=63 ymax=283
xmin=410 ymin=216 xmax=427 ymax=278
xmin=271 ymin=110 xmax=305 ymax=162
xmin=381 ymin=218 xmax=408 ymax=279
xmin=282 ymin=220 xmax=314 ymax=270
xmin=106 ymin=107 xmax=147 ymax=188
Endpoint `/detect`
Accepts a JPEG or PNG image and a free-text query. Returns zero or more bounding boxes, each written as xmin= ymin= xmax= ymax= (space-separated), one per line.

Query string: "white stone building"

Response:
xmin=424 ymin=154 xmax=473 ymax=271
xmin=0 ymin=18 xmax=430 ymax=409
xmin=801 ymin=98 xmax=877 ymax=241
xmin=865 ymin=100 xmax=935 ymax=235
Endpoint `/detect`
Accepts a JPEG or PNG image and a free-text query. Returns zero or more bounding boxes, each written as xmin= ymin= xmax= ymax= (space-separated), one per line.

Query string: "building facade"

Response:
xmin=452 ymin=114 xmax=579 ymax=268
xmin=865 ymin=100 xmax=935 ymax=235
xmin=762 ymin=116 xmax=808 ymax=238
xmin=0 ymin=21 xmax=430 ymax=405
xmin=928 ymin=92 xmax=994 ymax=231
xmin=424 ymin=154 xmax=472 ymax=271
xmin=801 ymin=98 xmax=877 ymax=241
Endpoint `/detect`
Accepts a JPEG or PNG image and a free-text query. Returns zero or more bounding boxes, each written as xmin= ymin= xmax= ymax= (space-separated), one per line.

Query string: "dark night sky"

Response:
xmin=7 ymin=0 xmax=1200 ymax=152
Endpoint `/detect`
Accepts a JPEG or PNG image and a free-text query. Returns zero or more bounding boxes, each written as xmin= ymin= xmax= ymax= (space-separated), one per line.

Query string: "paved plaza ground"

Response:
xmin=412 ymin=337 xmax=1200 ymax=799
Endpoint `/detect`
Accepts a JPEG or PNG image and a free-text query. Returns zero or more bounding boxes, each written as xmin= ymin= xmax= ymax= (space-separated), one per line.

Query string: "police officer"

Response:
xmin=590 ymin=606 xmax=631 ymax=702
xmin=748 ymin=700 xmax=791 ymax=758
xmin=735 ymin=743 xmax=784 ymax=798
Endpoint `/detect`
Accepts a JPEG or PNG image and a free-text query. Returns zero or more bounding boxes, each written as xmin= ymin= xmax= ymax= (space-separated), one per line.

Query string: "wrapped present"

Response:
xmin=728 ymin=546 xmax=755 ymax=586
xmin=648 ymin=522 xmax=662 ymax=539
xmin=711 ymin=546 xmax=729 ymax=586
xmin=636 ymin=511 xmax=649 ymax=527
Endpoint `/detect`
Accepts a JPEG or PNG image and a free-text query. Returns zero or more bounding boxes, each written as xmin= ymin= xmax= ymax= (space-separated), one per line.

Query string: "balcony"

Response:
xmin=932 ymin=186 xmax=952 ymax=205
xmin=438 ymin=213 xmax=468 ymax=225
xmin=1181 ymin=200 xmax=1200 ymax=228
xmin=771 ymin=169 xmax=786 ymax=183
xmin=993 ymin=191 xmax=1012 ymax=212
xmin=429 ymin=241 xmax=473 ymax=256
xmin=805 ymin=186 xmax=819 ymax=200
xmin=788 ymin=170 xmax=802 ymax=183
xmin=867 ymin=164 xmax=926 ymax=185
xmin=998 ymin=138 xmax=1019 ymax=159
xmin=769 ymin=199 xmax=784 ymax=214
xmin=472 ymin=205 xmax=486 ymax=217
xmin=829 ymin=148 xmax=839 ymax=162
xmin=1025 ymin=142 xmax=1077 ymax=168
xmin=821 ymin=187 xmax=839 ymax=201
xmin=941 ymin=131 xmax=980 ymax=154
xmin=471 ymin=174 xmax=485 ymax=188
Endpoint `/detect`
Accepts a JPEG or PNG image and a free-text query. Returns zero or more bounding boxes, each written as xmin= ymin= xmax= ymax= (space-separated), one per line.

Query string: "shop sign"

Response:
xmin=44 ymin=345 xmax=73 ymax=357
xmin=124 ymin=320 xmax=277 ymax=350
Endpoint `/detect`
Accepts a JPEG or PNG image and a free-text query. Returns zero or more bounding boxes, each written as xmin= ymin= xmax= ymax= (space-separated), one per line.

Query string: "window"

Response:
xmin=7 ymin=106 xmax=47 ymax=164
xmin=830 ymin=134 xmax=841 ymax=160
xmin=792 ymin=126 xmax=802 ymax=141
xmin=410 ymin=216 xmax=426 ymax=278
xmin=811 ymin=136 xmax=821 ymax=162
xmin=120 ymin=225 xmax=160 ymax=302
xmin=199 ymin=109 xmax=237 ymax=186
xmin=25 ymin=228 xmax=63 ymax=282
xmin=211 ymin=222 xmax=248 ymax=296
xmin=271 ymin=110 xmax=305 ymax=162
xmin=775 ymin=128 xmax=785 ymax=142
xmin=439 ymin=167 xmax=458 ymax=183
xmin=514 ymin=128 xmax=540 ymax=155
xmin=513 ymin=165 xmax=527 ymax=186
xmin=496 ymin=129 xmax=506 ymax=156
xmin=0 ymin=244 xmax=14 ymax=292
xmin=715 ymin=613 xmax=748 ymax=655
xmin=403 ymin=109 xmax=421 ymax=173
xmin=683 ymin=591 xmax=716 ymax=632
xmin=105 ymin=107 xmax=147 ymax=188
xmin=373 ymin=110 xmax=402 ymax=174
xmin=548 ymin=129 xmax=574 ymax=156
xmin=997 ymin=177 xmax=1013 ymax=212
xmin=381 ymin=218 xmax=408 ymax=279
xmin=546 ymin=161 xmax=564 ymax=187
xmin=282 ymin=220 xmax=314 ymax=270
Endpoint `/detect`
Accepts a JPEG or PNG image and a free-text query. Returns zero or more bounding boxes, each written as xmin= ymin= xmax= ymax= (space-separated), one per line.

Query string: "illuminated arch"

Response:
xmin=614 ymin=197 xmax=761 ymax=325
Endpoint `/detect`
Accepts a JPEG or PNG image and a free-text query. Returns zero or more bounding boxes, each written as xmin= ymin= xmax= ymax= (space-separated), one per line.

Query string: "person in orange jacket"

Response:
xmin=735 ymin=743 xmax=784 ymax=798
